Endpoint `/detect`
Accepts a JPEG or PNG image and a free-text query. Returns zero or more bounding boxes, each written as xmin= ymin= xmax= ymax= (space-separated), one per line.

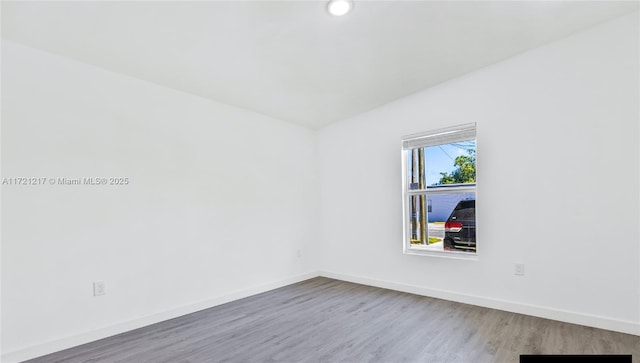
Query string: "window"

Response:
xmin=401 ymin=123 xmax=477 ymax=256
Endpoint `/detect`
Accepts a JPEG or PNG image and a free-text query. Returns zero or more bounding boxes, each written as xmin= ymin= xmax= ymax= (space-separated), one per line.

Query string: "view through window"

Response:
xmin=402 ymin=123 xmax=476 ymax=255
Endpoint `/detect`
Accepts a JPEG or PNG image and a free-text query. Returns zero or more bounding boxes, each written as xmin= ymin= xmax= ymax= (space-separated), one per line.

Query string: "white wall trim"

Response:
xmin=4 ymin=270 xmax=638 ymax=363
xmin=319 ymin=270 xmax=640 ymax=337
xmin=0 ymin=271 xmax=320 ymax=363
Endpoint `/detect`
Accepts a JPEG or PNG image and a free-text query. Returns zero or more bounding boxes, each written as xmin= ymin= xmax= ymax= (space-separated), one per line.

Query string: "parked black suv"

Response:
xmin=443 ymin=199 xmax=476 ymax=252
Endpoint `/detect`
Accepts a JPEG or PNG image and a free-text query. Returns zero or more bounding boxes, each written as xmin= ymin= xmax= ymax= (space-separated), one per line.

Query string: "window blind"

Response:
xmin=402 ymin=123 xmax=476 ymax=150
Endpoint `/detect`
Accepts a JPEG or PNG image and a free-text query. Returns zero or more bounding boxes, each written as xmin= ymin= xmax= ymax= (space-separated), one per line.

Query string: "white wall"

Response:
xmin=318 ymin=12 xmax=639 ymax=333
xmin=1 ymin=41 xmax=318 ymax=360
xmin=1 ymin=10 xmax=638 ymax=363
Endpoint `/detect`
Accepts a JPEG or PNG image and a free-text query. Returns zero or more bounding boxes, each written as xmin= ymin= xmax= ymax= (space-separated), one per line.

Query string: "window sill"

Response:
xmin=404 ymin=246 xmax=479 ymax=261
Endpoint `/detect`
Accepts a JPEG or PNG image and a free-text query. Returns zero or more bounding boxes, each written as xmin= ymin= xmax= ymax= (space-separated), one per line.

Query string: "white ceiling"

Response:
xmin=2 ymin=1 xmax=638 ymax=129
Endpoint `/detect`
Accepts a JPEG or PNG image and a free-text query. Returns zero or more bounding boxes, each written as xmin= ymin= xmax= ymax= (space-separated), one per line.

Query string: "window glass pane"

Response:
xmin=408 ymin=192 xmax=476 ymax=253
xmin=407 ymin=139 xmax=476 ymax=190
xmin=425 ymin=139 xmax=475 ymax=187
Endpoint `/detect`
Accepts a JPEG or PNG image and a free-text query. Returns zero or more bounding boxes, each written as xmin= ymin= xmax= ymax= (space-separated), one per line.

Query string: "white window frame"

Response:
xmin=401 ymin=123 xmax=478 ymax=260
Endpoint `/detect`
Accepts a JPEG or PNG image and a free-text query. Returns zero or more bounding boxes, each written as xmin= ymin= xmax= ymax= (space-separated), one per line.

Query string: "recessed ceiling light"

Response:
xmin=327 ymin=0 xmax=353 ymax=17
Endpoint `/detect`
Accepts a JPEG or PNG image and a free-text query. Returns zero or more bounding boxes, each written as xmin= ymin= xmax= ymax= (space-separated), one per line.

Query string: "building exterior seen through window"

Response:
xmin=402 ymin=124 xmax=476 ymax=255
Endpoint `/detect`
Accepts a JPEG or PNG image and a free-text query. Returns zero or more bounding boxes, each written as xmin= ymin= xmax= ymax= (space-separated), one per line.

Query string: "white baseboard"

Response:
xmin=1 ymin=271 xmax=319 ymax=363
xmin=4 ymin=270 xmax=637 ymax=362
xmin=319 ymin=270 xmax=640 ymax=337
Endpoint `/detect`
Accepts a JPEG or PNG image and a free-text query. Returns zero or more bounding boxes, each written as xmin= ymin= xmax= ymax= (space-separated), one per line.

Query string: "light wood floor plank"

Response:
xmin=25 ymin=277 xmax=639 ymax=363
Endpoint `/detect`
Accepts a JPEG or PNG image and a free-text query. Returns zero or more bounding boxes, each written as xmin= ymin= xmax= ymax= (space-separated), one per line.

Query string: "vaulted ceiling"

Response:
xmin=2 ymin=1 xmax=637 ymax=129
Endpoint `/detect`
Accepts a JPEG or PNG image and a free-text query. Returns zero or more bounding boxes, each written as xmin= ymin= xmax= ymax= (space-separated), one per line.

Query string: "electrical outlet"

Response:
xmin=296 ymin=249 xmax=302 ymax=258
xmin=93 ymin=281 xmax=106 ymax=296
xmin=514 ymin=264 xmax=525 ymax=276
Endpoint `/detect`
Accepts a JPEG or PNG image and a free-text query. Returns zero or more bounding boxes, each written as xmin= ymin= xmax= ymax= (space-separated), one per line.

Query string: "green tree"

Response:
xmin=436 ymin=149 xmax=476 ymax=185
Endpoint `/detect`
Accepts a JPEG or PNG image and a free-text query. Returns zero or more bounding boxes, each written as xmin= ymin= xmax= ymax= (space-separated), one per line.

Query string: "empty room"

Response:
xmin=1 ymin=1 xmax=639 ymax=362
